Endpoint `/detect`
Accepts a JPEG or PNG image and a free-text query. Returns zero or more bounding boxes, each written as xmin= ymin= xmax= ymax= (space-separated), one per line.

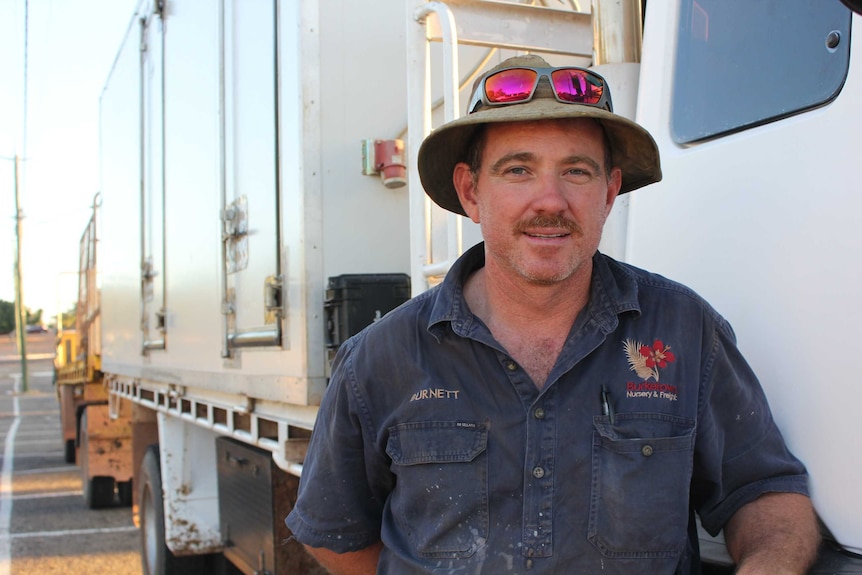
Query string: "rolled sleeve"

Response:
xmin=285 ymin=337 xmax=392 ymax=552
xmin=692 ymin=319 xmax=809 ymax=536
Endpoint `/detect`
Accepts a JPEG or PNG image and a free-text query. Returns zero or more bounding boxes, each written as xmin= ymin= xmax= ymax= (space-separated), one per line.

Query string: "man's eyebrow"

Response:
xmin=488 ymin=153 xmax=604 ymax=175
xmin=489 ymin=152 xmax=535 ymax=175
xmin=563 ymin=155 xmax=603 ymax=173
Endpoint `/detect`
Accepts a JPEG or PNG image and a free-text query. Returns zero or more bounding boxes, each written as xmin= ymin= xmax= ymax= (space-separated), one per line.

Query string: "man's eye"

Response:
xmin=507 ymin=167 xmax=528 ymax=175
xmin=567 ymin=168 xmax=594 ymax=178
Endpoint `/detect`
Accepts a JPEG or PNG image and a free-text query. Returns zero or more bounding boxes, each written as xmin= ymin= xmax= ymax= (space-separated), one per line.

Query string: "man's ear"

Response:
xmin=453 ymin=162 xmax=481 ymax=223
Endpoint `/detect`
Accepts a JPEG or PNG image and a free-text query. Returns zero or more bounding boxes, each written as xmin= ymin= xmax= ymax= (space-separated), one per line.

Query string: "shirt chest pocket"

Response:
xmin=589 ymin=413 xmax=695 ymax=559
xmin=386 ymin=421 xmax=489 ymax=558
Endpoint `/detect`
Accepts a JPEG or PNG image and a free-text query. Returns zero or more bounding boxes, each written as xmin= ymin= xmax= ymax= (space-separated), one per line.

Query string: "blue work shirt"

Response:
xmin=286 ymin=243 xmax=809 ymax=574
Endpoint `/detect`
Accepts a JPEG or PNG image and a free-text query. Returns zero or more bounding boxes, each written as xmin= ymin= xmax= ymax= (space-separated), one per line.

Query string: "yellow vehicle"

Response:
xmin=54 ymin=327 xmax=82 ymax=464
xmin=54 ymin=195 xmax=133 ymax=509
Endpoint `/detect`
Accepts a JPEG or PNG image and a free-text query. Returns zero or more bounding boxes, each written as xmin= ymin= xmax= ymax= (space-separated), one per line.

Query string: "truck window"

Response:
xmin=671 ymin=0 xmax=851 ymax=144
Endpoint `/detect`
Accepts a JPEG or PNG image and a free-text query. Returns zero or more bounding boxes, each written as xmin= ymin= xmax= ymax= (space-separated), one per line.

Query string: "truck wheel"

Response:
xmin=139 ymin=445 xmax=211 ymax=575
xmin=64 ymin=438 xmax=76 ymax=464
xmin=117 ymin=480 xmax=133 ymax=507
xmin=85 ymin=476 xmax=117 ymax=509
xmin=80 ymin=409 xmax=117 ymax=509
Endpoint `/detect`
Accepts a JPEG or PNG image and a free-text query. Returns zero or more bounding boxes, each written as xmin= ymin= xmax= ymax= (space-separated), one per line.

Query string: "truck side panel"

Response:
xmin=100 ymin=12 xmax=143 ymax=367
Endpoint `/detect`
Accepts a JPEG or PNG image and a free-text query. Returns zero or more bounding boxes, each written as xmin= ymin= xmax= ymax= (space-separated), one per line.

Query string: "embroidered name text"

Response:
xmin=410 ymin=388 xmax=460 ymax=401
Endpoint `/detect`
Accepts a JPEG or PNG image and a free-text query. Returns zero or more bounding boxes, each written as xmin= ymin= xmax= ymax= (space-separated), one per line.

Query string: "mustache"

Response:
xmin=515 ymin=214 xmax=582 ymax=235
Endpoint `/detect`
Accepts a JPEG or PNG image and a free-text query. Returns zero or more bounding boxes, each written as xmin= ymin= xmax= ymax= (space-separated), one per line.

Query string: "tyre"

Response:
xmin=139 ymin=445 xmax=213 ymax=575
xmin=80 ymin=409 xmax=117 ymax=509
xmin=117 ymin=480 xmax=133 ymax=507
xmin=85 ymin=476 xmax=117 ymax=509
xmin=64 ymin=438 xmax=76 ymax=464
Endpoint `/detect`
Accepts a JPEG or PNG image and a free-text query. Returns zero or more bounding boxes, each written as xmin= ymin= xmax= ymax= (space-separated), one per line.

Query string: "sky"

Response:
xmin=0 ymin=0 xmax=138 ymax=322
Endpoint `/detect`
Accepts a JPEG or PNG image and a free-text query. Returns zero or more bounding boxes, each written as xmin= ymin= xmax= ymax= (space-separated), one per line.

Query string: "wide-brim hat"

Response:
xmin=417 ymin=55 xmax=662 ymax=216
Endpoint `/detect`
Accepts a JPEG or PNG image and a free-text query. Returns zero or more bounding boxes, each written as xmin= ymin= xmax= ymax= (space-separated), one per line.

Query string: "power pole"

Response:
xmin=14 ymin=0 xmax=31 ymax=393
xmin=13 ymin=156 xmax=28 ymax=393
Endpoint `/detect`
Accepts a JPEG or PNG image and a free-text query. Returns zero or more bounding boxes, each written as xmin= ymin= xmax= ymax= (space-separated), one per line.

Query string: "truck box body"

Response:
xmin=86 ymin=0 xmax=862 ymax=571
xmin=100 ymin=0 xmax=413 ymax=410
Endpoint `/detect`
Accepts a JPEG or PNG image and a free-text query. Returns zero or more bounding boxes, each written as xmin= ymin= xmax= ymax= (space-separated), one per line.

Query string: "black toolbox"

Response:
xmin=324 ymin=273 xmax=411 ymax=361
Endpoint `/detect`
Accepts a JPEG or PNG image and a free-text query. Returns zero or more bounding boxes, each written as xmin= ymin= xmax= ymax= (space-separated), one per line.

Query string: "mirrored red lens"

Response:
xmin=484 ymin=68 xmax=538 ymax=103
xmin=551 ymin=69 xmax=604 ymax=104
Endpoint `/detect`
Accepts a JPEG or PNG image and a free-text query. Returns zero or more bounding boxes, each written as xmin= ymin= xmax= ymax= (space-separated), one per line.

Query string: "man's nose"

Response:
xmin=531 ymin=174 xmax=569 ymax=213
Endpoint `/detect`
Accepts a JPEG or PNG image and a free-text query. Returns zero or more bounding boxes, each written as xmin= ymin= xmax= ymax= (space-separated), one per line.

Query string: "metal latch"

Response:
xmin=155 ymin=307 xmax=167 ymax=333
xmin=263 ymin=275 xmax=283 ymax=324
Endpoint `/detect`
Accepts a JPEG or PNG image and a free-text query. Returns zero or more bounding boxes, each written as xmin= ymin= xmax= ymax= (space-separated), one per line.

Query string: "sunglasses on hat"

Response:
xmin=467 ymin=66 xmax=613 ymax=114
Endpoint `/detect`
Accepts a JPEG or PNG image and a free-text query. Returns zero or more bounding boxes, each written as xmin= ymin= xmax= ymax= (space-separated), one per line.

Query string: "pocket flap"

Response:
xmin=387 ymin=421 xmax=488 ymax=465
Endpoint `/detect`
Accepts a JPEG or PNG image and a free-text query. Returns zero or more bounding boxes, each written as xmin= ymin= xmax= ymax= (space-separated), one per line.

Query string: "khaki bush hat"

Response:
xmin=417 ymin=55 xmax=662 ymax=216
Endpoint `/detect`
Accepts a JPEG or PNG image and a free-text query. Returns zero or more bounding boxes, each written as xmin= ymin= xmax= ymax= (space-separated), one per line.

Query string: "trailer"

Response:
xmin=73 ymin=0 xmax=862 ymax=573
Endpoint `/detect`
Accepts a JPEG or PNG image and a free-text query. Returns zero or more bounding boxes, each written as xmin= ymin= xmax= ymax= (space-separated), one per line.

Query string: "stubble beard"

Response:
xmin=506 ymin=214 xmax=590 ymax=285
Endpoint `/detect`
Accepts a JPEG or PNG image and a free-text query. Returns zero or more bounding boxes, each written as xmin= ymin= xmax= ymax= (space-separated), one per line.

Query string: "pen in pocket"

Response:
xmin=601 ymin=384 xmax=615 ymax=424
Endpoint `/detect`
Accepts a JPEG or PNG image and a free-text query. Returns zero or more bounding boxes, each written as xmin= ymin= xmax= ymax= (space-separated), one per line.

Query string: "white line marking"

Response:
xmin=12 ymin=466 xmax=76 ymax=476
xmin=12 ymin=490 xmax=82 ymax=501
xmin=2 ymin=525 xmax=138 ymax=540
xmin=5 ymin=440 xmax=60 ymax=450
xmin=1 ymin=451 xmax=63 ymax=460
xmin=0 ymin=355 xmax=54 ymax=362
xmin=0 ymin=394 xmax=21 ymax=574
xmin=6 ymin=440 xmax=62 ymax=447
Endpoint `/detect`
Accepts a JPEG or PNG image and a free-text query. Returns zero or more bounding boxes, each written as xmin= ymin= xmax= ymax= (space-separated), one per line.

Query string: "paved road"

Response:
xmin=0 ymin=332 xmax=142 ymax=575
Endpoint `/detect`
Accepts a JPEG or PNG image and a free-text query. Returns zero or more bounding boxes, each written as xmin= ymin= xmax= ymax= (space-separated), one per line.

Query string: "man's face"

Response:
xmin=454 ymin=118 xmax=621 ymax=286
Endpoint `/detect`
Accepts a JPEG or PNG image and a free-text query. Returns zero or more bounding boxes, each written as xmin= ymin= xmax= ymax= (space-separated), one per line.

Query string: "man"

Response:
xmin=286 ymin=55 xmax=819 ymax=574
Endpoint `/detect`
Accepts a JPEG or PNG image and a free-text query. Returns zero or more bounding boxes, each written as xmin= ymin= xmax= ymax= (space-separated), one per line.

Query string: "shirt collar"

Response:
xmin=428 ymin=243 xmax=641 ymax=339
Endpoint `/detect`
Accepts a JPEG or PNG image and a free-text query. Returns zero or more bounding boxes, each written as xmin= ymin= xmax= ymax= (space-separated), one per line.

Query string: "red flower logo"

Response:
xmin=640 ymin=340 xmax=676 ymax=370
xmin=624 ymin=339 xmax=676 ymax=382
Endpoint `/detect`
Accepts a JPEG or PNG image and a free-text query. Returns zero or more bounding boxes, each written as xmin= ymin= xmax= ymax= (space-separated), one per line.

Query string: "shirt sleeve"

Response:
xmin=692 ymin=315 xmax=810 ymax=536
xmin=285 ymin=336 xmax=393 ymax=552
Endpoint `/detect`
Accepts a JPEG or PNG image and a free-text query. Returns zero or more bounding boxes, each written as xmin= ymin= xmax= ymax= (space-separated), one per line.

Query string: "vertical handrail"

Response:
xmin=405 ymin=2 xmax=429 ymax=296
xmin=408 ymin=2 xmax=462 ymax=296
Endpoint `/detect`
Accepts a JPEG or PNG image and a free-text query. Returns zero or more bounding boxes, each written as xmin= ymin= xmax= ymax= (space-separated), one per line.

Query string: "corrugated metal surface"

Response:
xmin=216 ymin=437 xmax=325 ymax=574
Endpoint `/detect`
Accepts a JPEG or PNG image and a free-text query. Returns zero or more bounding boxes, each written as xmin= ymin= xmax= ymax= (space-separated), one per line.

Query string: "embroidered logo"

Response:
xmin=623 ymin=339 xmax=679 ymax=401
xmin=623 ymin=339 xmax=676 ymax=382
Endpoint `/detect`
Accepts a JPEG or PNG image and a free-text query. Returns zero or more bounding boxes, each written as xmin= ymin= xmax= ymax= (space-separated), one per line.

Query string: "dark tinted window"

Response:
xmin=672 ymin=0 xmax=851 ymax=144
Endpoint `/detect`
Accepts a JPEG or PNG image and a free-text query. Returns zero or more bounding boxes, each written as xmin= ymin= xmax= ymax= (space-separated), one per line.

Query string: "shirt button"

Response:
xmin=505 ymin=360 xmax=518 ymax=371
xmin=534 ymin=407 xmax=545 ymax=420
xmin=642 ymin=445 xmax=654 ymax=457
xmin=532 ymin=466 xmax=545 ymax=479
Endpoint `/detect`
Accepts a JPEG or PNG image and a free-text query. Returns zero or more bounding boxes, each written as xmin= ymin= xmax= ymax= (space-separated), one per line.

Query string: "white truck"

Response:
xmin=81 ymin=0 xmax=862 ymax=573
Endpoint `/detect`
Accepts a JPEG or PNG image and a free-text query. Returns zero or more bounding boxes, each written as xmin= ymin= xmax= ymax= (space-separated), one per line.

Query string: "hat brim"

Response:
xmin=418 ymin=99 xmax=662 ymax=216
